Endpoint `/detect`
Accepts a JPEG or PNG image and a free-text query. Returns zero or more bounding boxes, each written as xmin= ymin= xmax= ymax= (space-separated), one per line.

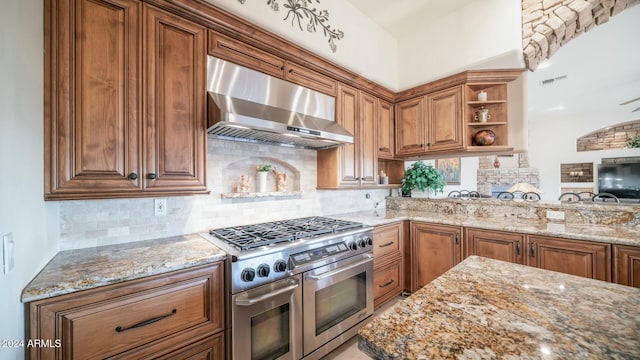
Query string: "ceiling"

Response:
xmin=345 ymin=0 xmax=476 ymax=35
xmin=346 ymin=0 xmax=640 ymax=126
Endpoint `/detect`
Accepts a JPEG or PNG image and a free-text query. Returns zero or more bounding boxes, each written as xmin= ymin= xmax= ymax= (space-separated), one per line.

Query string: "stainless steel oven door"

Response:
xmin=232 ymin=275 xmax=302 ymax=360
xmin=302 ymin=252 xmax=373 ymax=356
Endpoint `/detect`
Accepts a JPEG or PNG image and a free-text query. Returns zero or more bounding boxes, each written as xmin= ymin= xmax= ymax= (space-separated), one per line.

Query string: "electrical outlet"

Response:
xmin=546 ymin=210 xmax=565 ymax=221
xmin=154 ymin=199 xmax=167 ymax=216
xmin=3 ymin=232 xmax=15 ymax=275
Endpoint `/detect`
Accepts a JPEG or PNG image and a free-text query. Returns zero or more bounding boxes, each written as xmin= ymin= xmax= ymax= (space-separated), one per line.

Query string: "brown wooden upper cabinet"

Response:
xmin=395 ymin=97 xmax=426 ymax=156
xmin=426 ymin=86 xmax=464 ymax=152
xmin=208 ymin=31 xmax=336 ymax=96
xmin=395 ymin=86 xmax=463 ymax=156
xmin=376 ymin=99 xmax=395 ymax=159
xmin=409 ymin=222 xmax=462 ymax=292
xmin=317 ymin=84 xmax=377 ymax=188
xmin=208 ymin=30 xmax=285 ymax=77
xmin=526 ymin=235 xmax=611 ymax=282
xmin=44 ymin=0 xmax=207 ymax=200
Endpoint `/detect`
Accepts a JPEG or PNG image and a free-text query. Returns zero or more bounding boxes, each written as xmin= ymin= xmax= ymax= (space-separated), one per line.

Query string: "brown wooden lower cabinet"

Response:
xmin=410 ymin=222 xmax=462 ymax=292
xmin=613 ymin=245 xmax=640 ymax=288
xmin=27 ymin=262 xmax=225 ymax=360
xmin=526 ymin=235 xmax=610 ymax=282
xmin=372 ymin=222 xmax=404 ymax=308
xmin=464 ymin=228 xmax=525 ymax=264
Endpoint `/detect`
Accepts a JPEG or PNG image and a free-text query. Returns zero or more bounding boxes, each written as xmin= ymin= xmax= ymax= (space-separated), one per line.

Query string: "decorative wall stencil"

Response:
xmin=237 ymin=0 xmax=344 ymax=52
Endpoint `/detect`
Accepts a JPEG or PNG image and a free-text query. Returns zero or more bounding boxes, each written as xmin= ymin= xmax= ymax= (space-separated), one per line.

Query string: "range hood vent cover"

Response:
xmin=206 ymin=56 xmax=353 ymax=150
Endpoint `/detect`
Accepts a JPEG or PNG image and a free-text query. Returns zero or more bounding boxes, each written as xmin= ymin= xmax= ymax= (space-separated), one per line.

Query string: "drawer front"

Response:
xmin=62 ymin=277 xmax=211 ymax=359
xmin=373 ymin=223 xmax=402 ymax=261
xmin=373 ymin=260 xmax=402 ymax=308
xmin=151 ymin=332 xmax=224 ymax=360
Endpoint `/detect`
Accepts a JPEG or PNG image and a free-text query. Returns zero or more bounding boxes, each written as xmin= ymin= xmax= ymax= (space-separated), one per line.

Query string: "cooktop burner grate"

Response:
xmin=209 ymin=216 xmax=363 ymax=250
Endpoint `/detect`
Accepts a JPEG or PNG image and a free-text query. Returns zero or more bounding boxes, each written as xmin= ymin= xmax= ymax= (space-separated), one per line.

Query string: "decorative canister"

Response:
xmin=474 ymin=107 xmax=491 ymax=123
xmin=473 ymin=129 xmax=496 ymax=146
xmin=477 ymin=90 xmax=487 ymax=102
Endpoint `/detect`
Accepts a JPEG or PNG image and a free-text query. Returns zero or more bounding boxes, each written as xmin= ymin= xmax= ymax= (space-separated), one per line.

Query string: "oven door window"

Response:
xmin=315 ymin=272 xmax=366 ymax=335
xmin=251 ymin=304 xmax=290 ymax=360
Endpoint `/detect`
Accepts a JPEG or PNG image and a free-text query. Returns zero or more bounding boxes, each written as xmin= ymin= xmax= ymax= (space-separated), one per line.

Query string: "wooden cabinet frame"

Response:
xmin=27 ymin=262 xmax=225 ymax=359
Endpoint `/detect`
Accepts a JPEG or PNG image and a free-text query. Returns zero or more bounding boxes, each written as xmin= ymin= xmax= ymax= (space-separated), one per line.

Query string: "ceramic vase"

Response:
xmin=257 ymin=171 xmax=268 ymax=192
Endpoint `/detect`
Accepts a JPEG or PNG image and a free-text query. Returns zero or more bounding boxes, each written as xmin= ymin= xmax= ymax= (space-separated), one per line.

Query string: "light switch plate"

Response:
xmin=154 ymin=199 xmax=167 ymax=216
xmin=546 ymin=210 xmax=565 ymax=221
xmin=3 ymin=232 xmax=15 ymax=275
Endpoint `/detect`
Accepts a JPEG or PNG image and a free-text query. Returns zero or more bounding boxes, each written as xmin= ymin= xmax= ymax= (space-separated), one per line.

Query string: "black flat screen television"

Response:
xmin=597 ymin=162 xmax=640 ymax=200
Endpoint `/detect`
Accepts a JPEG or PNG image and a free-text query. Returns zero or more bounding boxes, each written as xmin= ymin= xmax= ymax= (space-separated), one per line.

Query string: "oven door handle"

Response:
xmin=306 ymin=255 xmax=373 ymax=281
xmin=235 ymin=283 xmax=299 ymax=306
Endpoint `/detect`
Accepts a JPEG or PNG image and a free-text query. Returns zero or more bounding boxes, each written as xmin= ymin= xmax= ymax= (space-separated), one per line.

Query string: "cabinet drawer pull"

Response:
xmin=516 ymin=240 xmax=521 ymax=255
xmin=378 ymin=241 xmax=394 ymax=248
xmin=454 ymin=232 xmax=459 ymax=245
xmin=379 ymin=279 xmax=394 ymax=288
xmin=530 ymin=242 xmax=535 ymax=257
xmin=115 ymin=309 xmax=176 ymax=333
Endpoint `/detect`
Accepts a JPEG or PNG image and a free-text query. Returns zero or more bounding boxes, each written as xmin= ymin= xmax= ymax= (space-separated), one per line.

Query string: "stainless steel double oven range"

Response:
xmin=201 ymin=216 xmax=374 ymax=360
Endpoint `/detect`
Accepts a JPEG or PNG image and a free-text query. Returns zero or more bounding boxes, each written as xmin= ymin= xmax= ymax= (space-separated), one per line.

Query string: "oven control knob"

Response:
xmin=357 ymin=238 xmax=368 ymax=248
xmin=273 ymin=260 xmax=287 ymax=273
xmin=347 ymin=241 xmax=358 ymax=250
xmin=241 ymin=268 xmax=256 ymax=282
xmin=364 ymin=236 xmax=373 ymax=246
xmin=257 ymin=264 xmax=270 ymax=277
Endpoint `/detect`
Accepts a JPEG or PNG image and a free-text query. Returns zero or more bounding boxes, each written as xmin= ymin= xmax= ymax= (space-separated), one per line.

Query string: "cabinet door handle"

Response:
xmin=379 ymin=279 xmax=394 ymax=288
xmin=115 ymin=309 xmax=176 ymax=333
xmin=530 ymin=242 xmax=535 ymax=257
xmin=516 ymin=240 xmax=521 ymax=255
xmin=378 ymin=241 xmax=394 ymax=248
xmin=420 ymin=144 xmax=424 ymax=147
xmin=148 ymin=173 xmax=157 ymax=180
xmin=454 ymin=232 xmax=459 ymax=245
xmin=288 ymin=68 xmax=293 ymax=73
xmin=128 ymin=172 xmax=138 ymax=180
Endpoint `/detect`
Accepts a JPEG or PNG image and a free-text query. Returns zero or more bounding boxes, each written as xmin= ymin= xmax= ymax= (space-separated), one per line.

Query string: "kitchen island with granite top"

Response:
xmin=358 ymin=256 xmax=640 ymax=359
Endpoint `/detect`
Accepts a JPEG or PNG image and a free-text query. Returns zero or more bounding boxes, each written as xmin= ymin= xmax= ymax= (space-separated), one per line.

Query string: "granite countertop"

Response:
xmin=21 ymin=234 xmax=226 ymax=303
xmin=330 ymin=209 xmax=640 ymax=246
xmin=358 ymin=256 xmax=640 ymax=359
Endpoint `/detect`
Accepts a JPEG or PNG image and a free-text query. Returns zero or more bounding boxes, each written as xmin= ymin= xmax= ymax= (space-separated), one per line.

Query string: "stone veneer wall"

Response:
xmin=387 ymin=197 xmax=640 ymax=227
xmin=522 ymin=0 xmax=639 ymax=69
xmin=58 ymin=139 xmax=389 ymax=250
xmin=476 ymin=153 xmax=540 ymax=196
xmin=576 ymin=119 xmax=640 ymax=151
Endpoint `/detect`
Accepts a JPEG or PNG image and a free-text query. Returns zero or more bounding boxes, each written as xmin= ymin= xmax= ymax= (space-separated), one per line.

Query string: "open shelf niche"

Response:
xmin=465 ymin=82 xmax=512 ymax=151
xmin=220 ymin=157 xmax=302 ymax=200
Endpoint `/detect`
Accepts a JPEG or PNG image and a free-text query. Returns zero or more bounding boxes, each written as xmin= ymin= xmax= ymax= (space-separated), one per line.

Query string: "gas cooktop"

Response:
xmin=208 ymin=216 xmax=364 ymax=251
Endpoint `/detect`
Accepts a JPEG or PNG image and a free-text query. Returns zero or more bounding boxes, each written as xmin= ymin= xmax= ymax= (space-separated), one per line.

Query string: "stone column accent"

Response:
xmin=522 ymin=0 xmax=639 ymax=70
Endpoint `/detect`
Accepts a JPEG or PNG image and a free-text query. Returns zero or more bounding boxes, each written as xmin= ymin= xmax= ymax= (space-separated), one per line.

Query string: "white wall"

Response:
xmin=405 ymin=158 xmax=479 ymax=197
xmin=206 ymin=0 xmax=399 ymax=90
xmin=394 ymin=0 xmax=523 ymax=90
xmin=0 ymin=1 xmax=60 ymax=358
xmin=528 ymin=6 xmax=640 ymax=200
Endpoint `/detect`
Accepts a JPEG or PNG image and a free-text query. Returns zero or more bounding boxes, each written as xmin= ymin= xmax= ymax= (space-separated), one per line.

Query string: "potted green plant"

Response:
xmin=626 ymin=136 xmax=640 ymax=148
xmin=401 ymin=161 xmax=446 ymax=197
xmin=256 ymin=163 xmax=272 ymax=192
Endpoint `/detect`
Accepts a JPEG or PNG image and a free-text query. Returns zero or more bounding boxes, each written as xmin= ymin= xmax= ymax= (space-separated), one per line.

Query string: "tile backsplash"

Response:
xmin=60 ymin=139 xmax=390 ymax=250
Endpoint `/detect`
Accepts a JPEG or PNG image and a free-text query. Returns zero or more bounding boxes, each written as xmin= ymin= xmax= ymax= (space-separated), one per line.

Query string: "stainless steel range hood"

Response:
xmin=206 ymin=56 xmax=353 ymax=149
